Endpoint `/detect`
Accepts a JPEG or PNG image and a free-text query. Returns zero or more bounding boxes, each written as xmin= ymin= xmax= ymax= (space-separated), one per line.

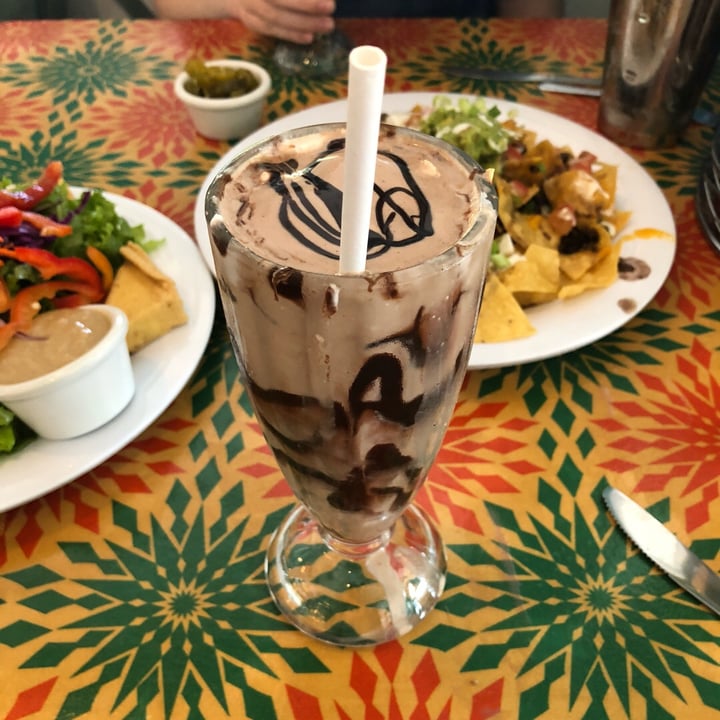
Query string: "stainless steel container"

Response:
xmin=697 ymin=126 xmax=720 ymax=253
xmin=598 ymin=0 xmax=720 ymax=148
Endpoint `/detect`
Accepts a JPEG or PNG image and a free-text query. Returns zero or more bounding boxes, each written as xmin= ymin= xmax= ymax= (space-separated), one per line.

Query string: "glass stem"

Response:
xmin=320 ymin=527 xmax=392 ymax=557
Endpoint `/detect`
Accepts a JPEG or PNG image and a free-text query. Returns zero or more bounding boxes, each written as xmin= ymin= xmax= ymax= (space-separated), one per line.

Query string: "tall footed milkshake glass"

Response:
xmin=206 ymin=122 xmax=497 ymax=646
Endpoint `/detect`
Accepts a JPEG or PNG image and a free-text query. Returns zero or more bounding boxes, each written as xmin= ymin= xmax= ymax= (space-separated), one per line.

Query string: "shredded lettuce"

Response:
xmin=0 ymin=404 xmax=34 ymax=454
xmin=0 ymin=406 xmax=14 ymax=453
xmin=418 ymin=96 xmax=515 ymax=169
xmin=36 ymin=182 xmax=163 ymax=269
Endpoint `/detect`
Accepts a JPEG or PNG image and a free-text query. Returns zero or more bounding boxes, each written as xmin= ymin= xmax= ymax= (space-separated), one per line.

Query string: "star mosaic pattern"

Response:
xmin=1 ymin=16 xmax=719 ymax=720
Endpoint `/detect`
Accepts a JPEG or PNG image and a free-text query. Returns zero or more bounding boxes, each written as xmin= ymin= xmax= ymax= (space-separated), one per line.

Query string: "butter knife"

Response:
xmin=538 ymin=82 xmax=601 ymax=97
xmin=442 ymin=66 xmax=602 ymax=88
xmin=603 ymin=486 xmax=720 ymax=615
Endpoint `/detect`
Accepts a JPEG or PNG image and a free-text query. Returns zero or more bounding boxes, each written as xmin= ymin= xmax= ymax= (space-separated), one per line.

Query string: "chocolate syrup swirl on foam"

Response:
xmin=257 ymin=137 xmax=434 ymax=262
xmin=213 ymin=132 xmax=479 ymax=527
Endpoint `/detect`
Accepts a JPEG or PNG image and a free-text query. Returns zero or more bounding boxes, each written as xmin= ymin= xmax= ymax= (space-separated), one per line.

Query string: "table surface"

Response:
xmin=0 ymin=16 xmax=719 ymax=720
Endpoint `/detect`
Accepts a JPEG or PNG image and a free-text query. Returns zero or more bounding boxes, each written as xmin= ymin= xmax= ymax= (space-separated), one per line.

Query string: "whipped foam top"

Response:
xmin=215 ymin=125 xmax=486 ymax=274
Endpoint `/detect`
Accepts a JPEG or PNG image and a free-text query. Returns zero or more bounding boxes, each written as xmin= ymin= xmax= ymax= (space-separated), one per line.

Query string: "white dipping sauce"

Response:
xmin=0 ymin=307 xmax=111 ymax=384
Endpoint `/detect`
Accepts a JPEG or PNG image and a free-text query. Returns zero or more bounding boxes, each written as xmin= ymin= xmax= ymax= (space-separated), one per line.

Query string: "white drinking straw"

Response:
xmin=339 ymin=45 xmax=388 ymax=274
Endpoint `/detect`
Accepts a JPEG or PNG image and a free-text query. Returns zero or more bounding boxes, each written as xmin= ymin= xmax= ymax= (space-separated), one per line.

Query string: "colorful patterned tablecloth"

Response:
xmin=1 ymin=17 xmax=719 ymax=720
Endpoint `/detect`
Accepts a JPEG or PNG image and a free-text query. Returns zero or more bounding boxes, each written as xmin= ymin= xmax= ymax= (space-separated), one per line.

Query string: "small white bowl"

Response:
xmin=174 ymin=59 xmax=272 ymax=141
xmin=0 ymin=304 xmax=135 ymax=440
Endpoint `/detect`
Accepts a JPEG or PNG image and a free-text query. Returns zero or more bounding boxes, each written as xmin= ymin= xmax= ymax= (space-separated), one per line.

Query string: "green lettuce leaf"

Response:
xmin=419 ymin=95 xmax=515 ymax=169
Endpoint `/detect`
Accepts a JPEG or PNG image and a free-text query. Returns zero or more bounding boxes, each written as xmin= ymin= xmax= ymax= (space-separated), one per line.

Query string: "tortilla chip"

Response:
xmin=474 ymin=274 xmax=536 ymax=343
xmin=593 ymin=162 xmax=617 ymax=205
xmin=105 ymin=242 xmax=188 ymax=352
xmin=559 ymin=241 xmax=621 ymax=299
xmin=544 ymin=168 xmax=613 ymax=217
xmin=501 ymin=139 xmax=567 ymax=187
xmin=499 ymin=245 xmax=560 ymax=307
xmin=496 ymin=178 xmax=561 ymax=252
xmin=558 ymin=223 xmax=614 ymax=281
xmin=559 ymin=251 xmax=600 ymax=281
xmin=513 ymin=213 xmax=560 ymax=251
xmin=610 ymin=209 xmax=632 ymax=234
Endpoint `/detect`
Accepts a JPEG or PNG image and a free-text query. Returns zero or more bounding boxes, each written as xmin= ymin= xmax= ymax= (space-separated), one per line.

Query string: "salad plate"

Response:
xmin=193 ymin=91 xmax=676 ymax=369
xmin=0 ymin=192 xmax=216 ymax=513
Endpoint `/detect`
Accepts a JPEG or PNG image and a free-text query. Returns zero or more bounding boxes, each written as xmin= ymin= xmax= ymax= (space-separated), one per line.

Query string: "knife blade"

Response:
xmin=538 ymin=82 xmax=601 ymax=97
xmin=442 ymin=66 xmax=602 ymax=88
xmin=603 ymin=486 xmax=720 ymax=616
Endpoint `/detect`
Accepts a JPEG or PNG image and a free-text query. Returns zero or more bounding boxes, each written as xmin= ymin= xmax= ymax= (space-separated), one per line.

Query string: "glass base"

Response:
xmin=265 ymin=503 xmax=447 ymax=646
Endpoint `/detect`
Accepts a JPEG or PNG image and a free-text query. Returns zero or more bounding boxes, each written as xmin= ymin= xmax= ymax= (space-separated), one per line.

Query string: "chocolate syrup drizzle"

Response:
xmin=256 ymin=137 xmax=433 ymax=261
xmin=246 ymin=323 xmax=468 ymax=518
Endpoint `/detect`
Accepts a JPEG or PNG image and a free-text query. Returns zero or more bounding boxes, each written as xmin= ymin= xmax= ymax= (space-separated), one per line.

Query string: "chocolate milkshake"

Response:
xmin=207 ymin=122 xmax=496 ymax=544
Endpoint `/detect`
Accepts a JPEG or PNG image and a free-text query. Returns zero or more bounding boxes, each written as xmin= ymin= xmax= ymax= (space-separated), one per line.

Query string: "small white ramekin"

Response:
xmin=174 ymin=59 xmax=272 ymax=141
xmin=0 ymin=304 xmax=135 ymax=440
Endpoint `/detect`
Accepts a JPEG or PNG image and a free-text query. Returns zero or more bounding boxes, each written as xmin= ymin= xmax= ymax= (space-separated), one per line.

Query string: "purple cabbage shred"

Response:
xmin=55 ymin=190 xmax=91 ymax=224
xmin=0 ymin=223 xmax=53 ymax=249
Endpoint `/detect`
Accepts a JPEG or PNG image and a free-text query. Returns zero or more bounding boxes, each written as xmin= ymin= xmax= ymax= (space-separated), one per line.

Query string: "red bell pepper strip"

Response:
xmin=0 ymin=207 xmax=71 ymax=238
xmin=15 ymin=210 xmax=72 ymax=237
xmin=0 ymin=246 xmax=105 ymax=352
xmin=0 ymin=206 xmax=23 ymax=228
xmin=0 ymin=246 xmax=103 ymax=296
xmin=0 ymin=209 xmax=71 ymax=238
xmin=0 ymin=278 xmax=103 ymax=352
xmin=9 ymin=279 xmax=101 ymax=325
xmin=0 ymin=161 xmax=64 ymax=210
xmin=0 ymin=276 xmax=10 ymax=314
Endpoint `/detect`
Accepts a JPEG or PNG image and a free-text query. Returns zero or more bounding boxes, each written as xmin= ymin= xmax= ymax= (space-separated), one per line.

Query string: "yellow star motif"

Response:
xmin=570 ymin=574 xmax=631 ymax=624
xmin=156 ymin=577 xmax=212 ymax=631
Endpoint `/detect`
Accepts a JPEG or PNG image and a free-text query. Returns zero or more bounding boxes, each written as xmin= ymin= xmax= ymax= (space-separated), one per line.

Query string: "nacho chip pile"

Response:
xmin=475 ymin=124 xmax=631 ymax=343
xmin=393 ymin=101 xmax=632 ymax=345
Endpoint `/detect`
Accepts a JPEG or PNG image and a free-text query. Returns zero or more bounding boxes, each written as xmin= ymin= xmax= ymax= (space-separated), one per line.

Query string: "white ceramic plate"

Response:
xmin=0 ymin=191 xmax=216 ymax=512
xmin=193 ymin=92 xmax=676 ymax=369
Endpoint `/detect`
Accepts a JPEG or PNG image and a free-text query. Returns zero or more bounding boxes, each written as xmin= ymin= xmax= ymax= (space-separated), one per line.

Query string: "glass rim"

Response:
xmin=205 ymin=121 xmax=498 ymax=280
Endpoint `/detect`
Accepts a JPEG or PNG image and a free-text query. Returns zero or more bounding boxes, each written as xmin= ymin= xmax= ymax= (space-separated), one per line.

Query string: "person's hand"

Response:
xmin=226 ymin=0 xmax=335 ymax=44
